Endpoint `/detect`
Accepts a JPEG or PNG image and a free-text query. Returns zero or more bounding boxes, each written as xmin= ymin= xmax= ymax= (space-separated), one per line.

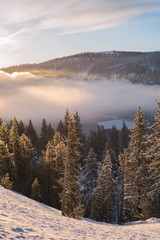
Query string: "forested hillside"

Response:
xmin=2 ymin=51 xmax=160 ymax=84
xmin=1 ymin=101 xmax=160 ymax=223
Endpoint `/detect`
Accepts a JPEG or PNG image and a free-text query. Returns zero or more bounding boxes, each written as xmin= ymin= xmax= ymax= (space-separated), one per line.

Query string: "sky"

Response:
xmin=0 ymin=0 xmax=160 ymax=67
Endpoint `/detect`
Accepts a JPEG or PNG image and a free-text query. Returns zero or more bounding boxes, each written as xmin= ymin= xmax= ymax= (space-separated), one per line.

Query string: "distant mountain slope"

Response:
xmin=0 ymin=186 xmax=160 ymax=239
xmin=1 ymin=51 xmax=160 ymax=84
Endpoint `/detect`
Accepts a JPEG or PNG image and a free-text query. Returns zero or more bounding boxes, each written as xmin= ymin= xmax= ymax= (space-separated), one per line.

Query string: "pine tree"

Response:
xmin=118 ymin=149 xmax=128 ymax=224
xmin=31 ymin=178 xmax=41 ymax=201
xmin=121 ymin=121 xmax=129 ymax=152
xmin=90 ymin=150 xmax=115 ymax=222
xmin=9 ymin=117 xmax=22 ymax=192
xmin=0 ymin=121 xmax=9 ymax=143
xmin=42 ymin=132 xmax=65 ymax=208
xmin=64 ymin=108 xmax=69 ymax=137
xmin=61 ymin=114 xmax=83 ymax=219
xmin=147 ymin=100 xmax=160 ymax=217
xmin=124 ymin=107 xmax=149 ymax=220
xmin=0 ymin=140 xmax=13 ymax=180
xmin=39 ymin=118 xmax=49 ymax=151
xmin=74 ymin=111 xmax=86 ymax=165
xmin=25 ymin=120 xmax=38 ymax=147
xmin=47 ymin=123 xmax=55 ymax=141
xmin=89 ymin=126 xmax=106 ymax=161
xmin=56 ymin=120 xmax=65 ymax=136
xmin=19 ymin=133 xmax=34 ymax=196
xmin=81 ymin=148 xmax=98 ymax=216
xmin=53 ymin=132 xmax=66 ymax=175
xmin=18 ymin=120 xmax=25 ymax=136
xmin=1 ymin=173 xmax=13 ymax=190
xmin=109 ymin=125 xmax=120 ymax=159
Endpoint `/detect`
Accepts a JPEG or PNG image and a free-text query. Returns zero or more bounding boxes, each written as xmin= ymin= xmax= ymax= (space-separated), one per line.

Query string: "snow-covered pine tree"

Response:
xmin=0 ymin=140 xmax=13 ymax=181
xmin=42 ymin=132 xmax=65 ymax=208
xmin=0 ymin=121 xmax=9 ymax=143
xmin=61 ymin=114 xmax=84 ymax=219
xmin=118 ymin=149 xmax=129 ymax=223
xmin=52 ymin=132 xmax=66 ymax=209
xmin=90 ymin=150 xmax=115 ymax=222
xmin=19 ymin=133 xmax=34 ymax=196
xmin=147 ymin=100 xmax=160 ymax=217
xmin=124 ymin=107 xmax=149 ymax=220
xmin=81 ymin=148 xmax=98 ymax=216
xmin=9 ymin=117 xmax=22 ymax=192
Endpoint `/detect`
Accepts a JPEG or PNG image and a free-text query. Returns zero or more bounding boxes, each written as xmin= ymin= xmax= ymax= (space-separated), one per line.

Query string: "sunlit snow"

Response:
xmin=0 ymin=186 xmax=160 ymax=239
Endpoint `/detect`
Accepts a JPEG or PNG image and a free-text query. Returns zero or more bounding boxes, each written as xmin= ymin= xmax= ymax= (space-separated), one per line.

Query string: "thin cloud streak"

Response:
xmin=0 ymin=0 xmax=160 ymax=38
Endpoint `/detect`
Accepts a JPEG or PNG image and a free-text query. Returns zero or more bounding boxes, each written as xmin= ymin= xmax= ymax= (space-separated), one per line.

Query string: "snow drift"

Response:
xmin=0 ymin=186 xmax=160 ymax=239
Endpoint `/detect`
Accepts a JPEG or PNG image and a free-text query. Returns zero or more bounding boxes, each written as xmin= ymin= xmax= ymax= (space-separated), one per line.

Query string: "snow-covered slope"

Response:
xmin=0 ymin=186 xmax=160 ymax=240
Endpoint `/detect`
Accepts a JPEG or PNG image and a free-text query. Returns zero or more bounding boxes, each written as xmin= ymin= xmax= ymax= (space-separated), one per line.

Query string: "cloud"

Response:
xmin=0 ymin=70 xmax=159 ymax=127
xmin=0 ymin=0 xmax=160 ymax=40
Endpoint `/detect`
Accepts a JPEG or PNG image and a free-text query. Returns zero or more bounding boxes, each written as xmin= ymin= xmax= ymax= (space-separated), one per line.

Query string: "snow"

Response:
xmin=98 ymin=119 xmax=133 ymax=130
xmin=0 ymin=186 xmax=160 ymax=240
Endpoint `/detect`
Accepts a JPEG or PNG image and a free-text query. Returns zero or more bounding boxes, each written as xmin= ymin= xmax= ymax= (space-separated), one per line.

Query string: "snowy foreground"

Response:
xmin=0 ymin=186 xmax=160 ymax=240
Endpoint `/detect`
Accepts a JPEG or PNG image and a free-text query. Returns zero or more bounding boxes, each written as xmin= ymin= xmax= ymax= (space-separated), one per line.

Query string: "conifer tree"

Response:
xmin=147 ymin=100 xmax=160 ymax=217
xmin=42 ymin=132 xmax=65 ymax=208
xmin=25 ymin=120 xmax=38 ymax=147
xmin=1 ymin=173 xmax=13 ymax=190
xmin=118 ymin=149 xmax=128 ymax=224
xmin=56 ymin=120 xmax=65 ymax=136
xmin=109 ymin=125 xmax=120 ymax=159
xmin=47 ymin=123 xmax=55 ymax=140
xmin=19 ymin=133 xmax=34 ymax=196
xmin=18 ymin=120 xmax=25 ymax=136
xmin=0 ymin=140 xmax=13 ymax=180
xmin=53 ymin=132 xmax=66 ymax=175
xmin=31 ymin=178 xmax=41 ymax=201
xmin=121 ymin=121 xmax=129 ymax=151
xmin=74 ymin=111 xmax=86 ymax=164
xmin=124 ymin=107 xmax=149 ymax=220
xmin=9 ymin=117 xmax=22 ymax=192
xmin=61 ymin=114 xmax=83 ymax=219
xmin=39 ymin=118 xmax=49 ymax=151
xmin=0 ymin=121 xmax=9 ymax=143
xmin=89 ymin=126 xmax=106 ymax=161
xmin=64 ymin=108 xmax=69 ymax=136
xmin=81 ymin=148 xmax=98 ymax=216
xmin=90 ymin=150 xmax=115 ymax=222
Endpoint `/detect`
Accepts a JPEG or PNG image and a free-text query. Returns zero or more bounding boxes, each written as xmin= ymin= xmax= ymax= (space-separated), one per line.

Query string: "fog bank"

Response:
xmin=0 ymin=70 xmax=159 ymax=126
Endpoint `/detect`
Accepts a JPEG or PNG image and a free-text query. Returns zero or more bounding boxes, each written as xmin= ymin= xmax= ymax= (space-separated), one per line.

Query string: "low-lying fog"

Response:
xmin=0 ymin=70 xmax=159 ymax=128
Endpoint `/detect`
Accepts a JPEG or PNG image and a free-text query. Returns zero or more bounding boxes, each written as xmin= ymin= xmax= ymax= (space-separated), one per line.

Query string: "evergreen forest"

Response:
xmin=1 ymin=101 xmax=160 ymax=224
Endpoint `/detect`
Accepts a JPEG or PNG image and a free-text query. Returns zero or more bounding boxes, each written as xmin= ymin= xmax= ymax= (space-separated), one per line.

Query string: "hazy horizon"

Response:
xmin=0 ymin=70 xmax=159 ymax=129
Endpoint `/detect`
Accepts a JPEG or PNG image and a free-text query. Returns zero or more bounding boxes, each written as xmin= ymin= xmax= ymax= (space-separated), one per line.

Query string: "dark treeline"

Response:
xmin=0 ymin=102 xmax=160 ymax=223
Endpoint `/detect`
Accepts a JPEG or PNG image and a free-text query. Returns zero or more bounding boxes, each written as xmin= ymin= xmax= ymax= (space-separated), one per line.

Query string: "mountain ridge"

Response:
xmin=1 ymin=50 xmax=160 ymax=84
